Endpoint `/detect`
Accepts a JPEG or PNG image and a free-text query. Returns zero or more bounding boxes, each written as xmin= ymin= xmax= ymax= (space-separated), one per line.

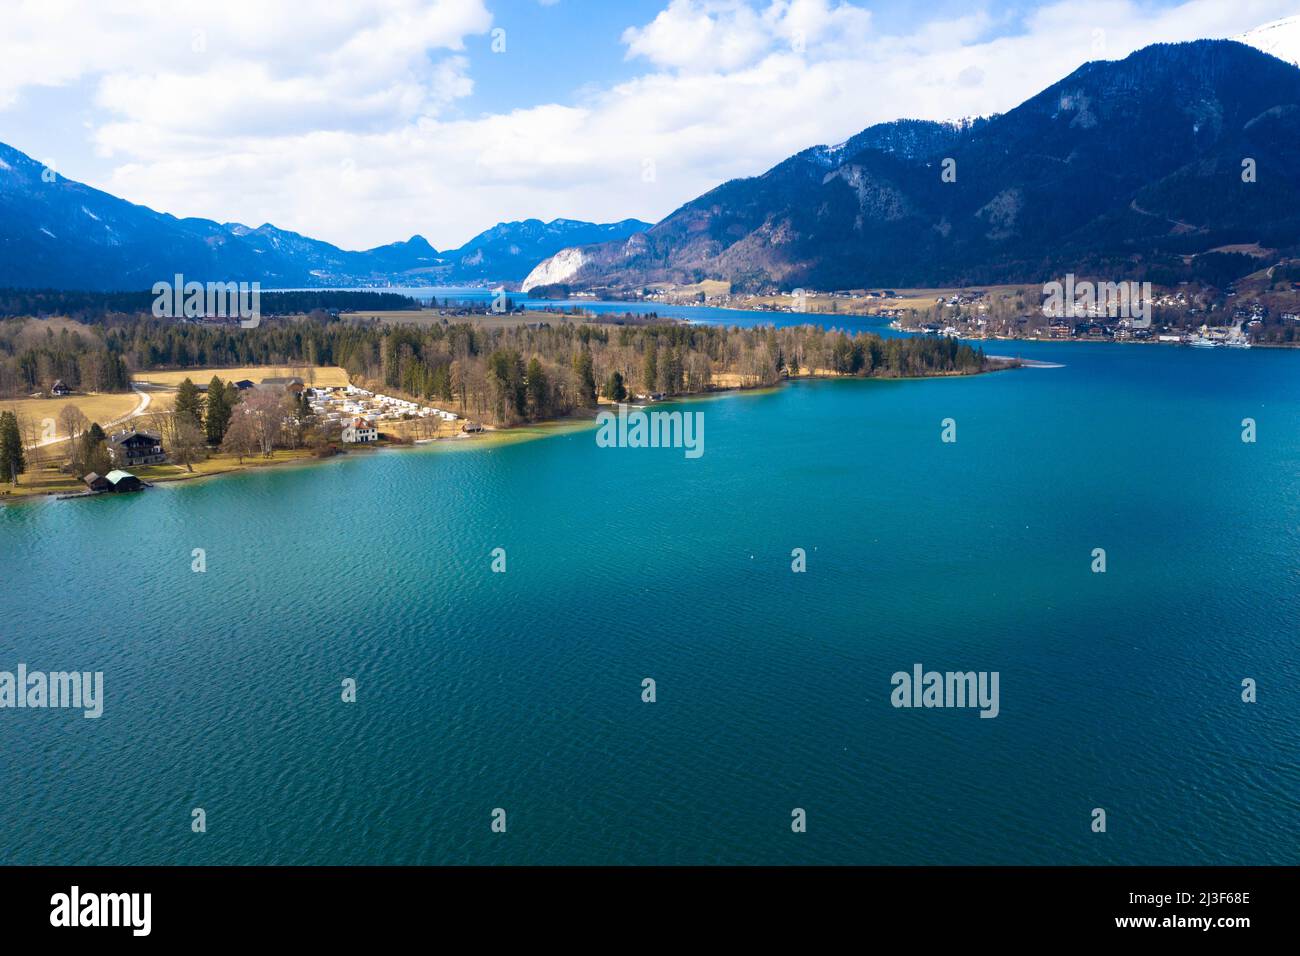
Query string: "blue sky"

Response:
xmin=457 ymin=0 xmax=1032 ymax=116
xmin=1 ymin=0 xmax=1295 ymax=249
xmin=460 ymin=0 xmax=668 ymax=115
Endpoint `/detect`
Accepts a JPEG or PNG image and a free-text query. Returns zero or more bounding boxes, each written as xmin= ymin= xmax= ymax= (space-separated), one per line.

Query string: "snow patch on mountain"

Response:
xmin=1236 ymin=15 xmax=1300 ymax=66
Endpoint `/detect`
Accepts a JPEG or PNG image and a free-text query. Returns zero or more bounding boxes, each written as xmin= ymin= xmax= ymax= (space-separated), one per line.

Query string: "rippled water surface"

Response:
xmin=2 ymin=333 xmax=1298 ymax=864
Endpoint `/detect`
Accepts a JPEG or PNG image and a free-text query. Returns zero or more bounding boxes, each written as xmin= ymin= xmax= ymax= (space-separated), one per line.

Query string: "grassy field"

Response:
xmin=0 ymin=460 xmax=86 ymax=499
xmin=645 ymin=279 xmax=731 ymax=299
xmin=0 ymin=392 xmax=143 ymax=439
xmin=7 ymin=392 xmax=180 ymax=465
xmin=130 ymin=449 xmax=322 ymax=483
xmin=132 ymin=365 xmax=351 ymax=388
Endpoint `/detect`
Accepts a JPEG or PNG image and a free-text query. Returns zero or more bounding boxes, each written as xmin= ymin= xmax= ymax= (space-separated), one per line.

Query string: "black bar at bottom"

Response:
xmin=0 ymin=866 xmax=1284 ymax=941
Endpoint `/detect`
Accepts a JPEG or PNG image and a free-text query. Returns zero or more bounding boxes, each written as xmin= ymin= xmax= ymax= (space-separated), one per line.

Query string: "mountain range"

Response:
xmin=0 ymin=143 xmax=649 ymax=290
xmin=524 ymin=38 xmax=1300 ymax=293
xmin=6 ymin=32 xmax=1300 ymax=297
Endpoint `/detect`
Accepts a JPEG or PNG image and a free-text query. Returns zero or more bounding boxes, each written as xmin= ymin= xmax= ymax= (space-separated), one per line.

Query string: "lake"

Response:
xmin=2 ymin=311 xmax=1298 ymax=864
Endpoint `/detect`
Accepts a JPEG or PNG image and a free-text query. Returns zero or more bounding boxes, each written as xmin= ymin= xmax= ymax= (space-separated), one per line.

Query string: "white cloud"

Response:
xmin=623 ymin=0 xmax=774 ymax=72
xmin=0 ymin=1 xmax=489 ymax=113
xmin=621 ymin=0 xmax=873 ymax=72
xmin=1 ymin=0 xmax=1296 ymax=251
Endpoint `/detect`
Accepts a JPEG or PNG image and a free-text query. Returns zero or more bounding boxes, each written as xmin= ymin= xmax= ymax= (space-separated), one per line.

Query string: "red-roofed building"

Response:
xmin=341 ymin=418 xmax=378 ymax=443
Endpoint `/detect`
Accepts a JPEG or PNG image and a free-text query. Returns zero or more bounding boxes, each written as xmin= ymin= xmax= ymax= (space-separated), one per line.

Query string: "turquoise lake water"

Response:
xmin=2 ymin=310 xmax=1298 ymax=864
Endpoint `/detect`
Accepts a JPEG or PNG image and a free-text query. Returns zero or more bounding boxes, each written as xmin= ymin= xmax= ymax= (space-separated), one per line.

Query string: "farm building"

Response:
xmin=259 ymin=377 xmax=304 ymax=394
xmin=104 ymin=470 xmax=145 ymax=493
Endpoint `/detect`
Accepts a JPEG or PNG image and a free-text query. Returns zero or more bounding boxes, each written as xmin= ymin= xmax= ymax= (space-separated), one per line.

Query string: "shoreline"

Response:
xmin=883 ymin=323 xmax=1295 ymax=350
xmin=1 ymin=364 xmax=1009 ymax=504
xmin=677 ymin=300 xmax=1299 ymax=349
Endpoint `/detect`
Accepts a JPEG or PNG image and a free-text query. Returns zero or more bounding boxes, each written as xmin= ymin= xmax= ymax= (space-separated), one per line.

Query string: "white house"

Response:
xmin=341 ymin=418 xmax=379 ymax=443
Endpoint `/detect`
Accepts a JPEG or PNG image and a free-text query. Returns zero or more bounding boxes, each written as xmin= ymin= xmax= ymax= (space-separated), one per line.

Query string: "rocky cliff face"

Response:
xmin=521 ymin=246 xmax=590 ymax=292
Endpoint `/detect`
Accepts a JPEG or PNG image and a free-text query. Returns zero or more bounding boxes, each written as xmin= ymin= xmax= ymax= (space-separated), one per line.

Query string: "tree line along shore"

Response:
xmin=1 ymin=312 xmax=994 ymax=498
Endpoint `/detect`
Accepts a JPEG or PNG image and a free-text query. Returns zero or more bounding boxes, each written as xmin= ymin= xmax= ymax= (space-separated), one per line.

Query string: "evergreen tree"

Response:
xmin=205 ymin=376 xmax=230 ymax=445
xmin=109 ymin=352 xmax=131 ymax=391
xmin=174 ymin=378 xmax=204 ymax=430
xmin=604 ymin=370 xmax=627 ymax=403
xmin=486 ymin=349 xmax=526 ymax=423
xmin=295 ymin=389 xmax=315 ymax=437
xmin=660 ymin=349 xmax=684 ymax=395
xmin=573 ymin=351 xmax=597 ymax=406
xmin=222 ymin=381 xmax=242 ymax=419
xmin=0 ymin=411 xmax=27 ymax=484
xmin=76 ymin=423 xmax=111 ymax=477
xmin=525 ymin=357 xmax=549 ymax=421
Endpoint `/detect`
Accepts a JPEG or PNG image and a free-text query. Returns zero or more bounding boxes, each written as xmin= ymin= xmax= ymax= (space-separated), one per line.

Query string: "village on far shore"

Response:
xmin=598 ymin=269 xmax=1300 ymax=347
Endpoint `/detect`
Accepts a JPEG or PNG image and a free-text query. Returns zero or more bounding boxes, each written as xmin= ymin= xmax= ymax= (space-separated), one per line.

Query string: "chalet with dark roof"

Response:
xmin=108 ymin=429 xmax=166 ymax=467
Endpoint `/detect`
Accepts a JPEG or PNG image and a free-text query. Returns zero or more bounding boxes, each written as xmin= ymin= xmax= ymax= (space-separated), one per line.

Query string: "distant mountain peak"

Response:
xmin=0 ymin=137 xmax=650 ymax=289
xmin=434 ymin=217 xmax=653 ymax=283
xmin=0 ymin=139 xmax=453 ymax=289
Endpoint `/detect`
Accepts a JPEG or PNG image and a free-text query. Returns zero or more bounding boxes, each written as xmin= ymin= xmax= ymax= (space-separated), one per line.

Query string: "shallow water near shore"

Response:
xmin=1 ymin=328 xmax=1298 ymax=864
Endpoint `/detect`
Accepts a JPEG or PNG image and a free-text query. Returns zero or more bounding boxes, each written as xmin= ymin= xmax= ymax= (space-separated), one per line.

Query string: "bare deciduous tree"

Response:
xmin=167 ymin=416 xmax=207 ymax=473
xmin=239 ymin=389 xmax=289 ymax=458
xmin=220 ymin=407 xmax=258 ymax=463
xmin=58 ymin=404 xmax=89 ymax=444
